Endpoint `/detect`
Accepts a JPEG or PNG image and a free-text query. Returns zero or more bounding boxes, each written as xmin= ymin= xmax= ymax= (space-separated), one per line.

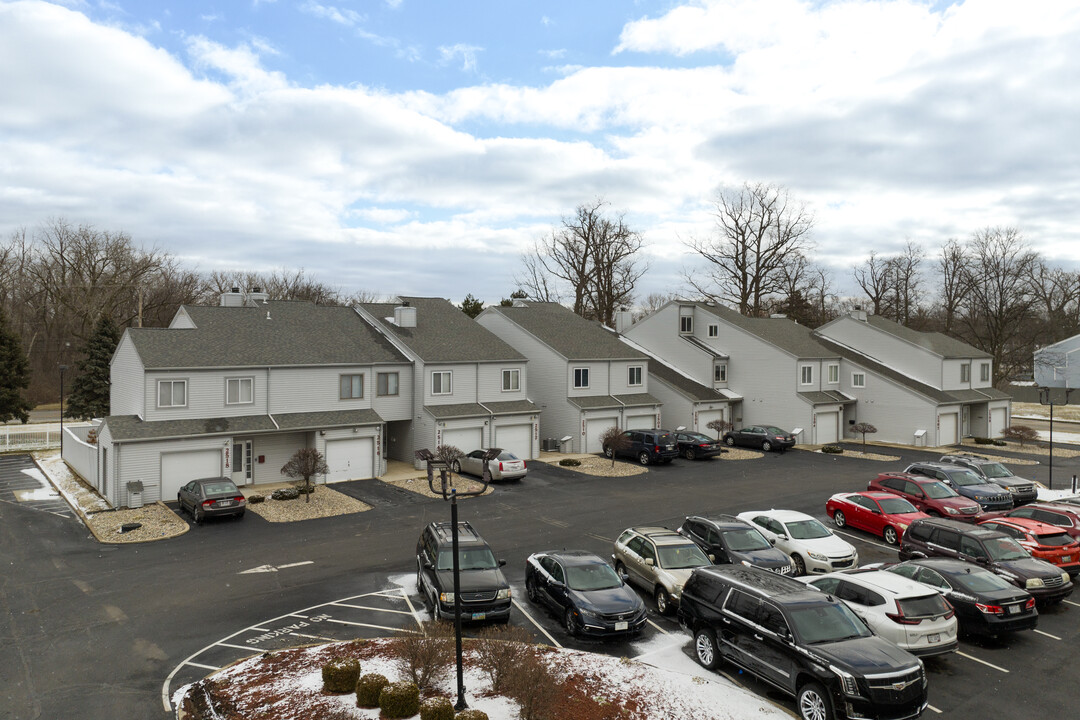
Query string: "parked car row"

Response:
xmin=602 ymin=424 xmax=799 ymax=465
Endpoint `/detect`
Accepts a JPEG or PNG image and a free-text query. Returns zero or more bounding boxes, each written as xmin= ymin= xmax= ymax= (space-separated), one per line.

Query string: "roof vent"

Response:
xmin=394 ymin=305 xmax=417 ymax=328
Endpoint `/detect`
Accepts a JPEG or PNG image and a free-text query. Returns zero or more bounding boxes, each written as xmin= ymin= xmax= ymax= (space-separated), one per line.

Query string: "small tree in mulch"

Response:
xmin=599 ymin=425 xmax=629 ymax=467
xmin=392 ymin=621 xmax=454 ymax=690
xmin=433 ymin=444 xmax=465 ymax=490
xmin=850 ymin=422 xmax=877 ymax=449
xmin=281 ymin=448 xmax=329 ymax=503
xmin=1001 ymin=425 xmax=1039 ymax=447
xmin=706 ymin=418 xmax=733 ymax=440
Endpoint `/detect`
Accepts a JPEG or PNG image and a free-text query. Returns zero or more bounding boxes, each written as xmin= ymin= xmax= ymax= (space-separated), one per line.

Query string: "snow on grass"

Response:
xmin=32 ymin=449 xmax=111 ymax=513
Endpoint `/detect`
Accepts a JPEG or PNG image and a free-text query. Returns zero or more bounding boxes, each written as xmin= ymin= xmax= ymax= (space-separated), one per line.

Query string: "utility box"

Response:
xmin=126 ymin=480 xmax=144 ymax=509
xmin=559 ymin=435 xmax=573 ymax=453
xmin=913 ymin=429 xmax=927 ymax=447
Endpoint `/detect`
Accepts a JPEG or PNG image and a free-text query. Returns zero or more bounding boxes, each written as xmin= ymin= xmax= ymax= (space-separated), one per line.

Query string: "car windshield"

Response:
xmin=983 ymin=537 xmax=1030 ymax=562
xmin=656 ymin=543 xmax=711 ymax=569
xmin=764 ymin=427 xmax=788 ymax=435
xmin=878 ymin=497 xmax=918 ymax=515
xmin=1035 ymin=532 xmax=1076 ymax=547
xmin=786 ymin=519 xmax=832 ymax=540
xmin=789 ymin=603 xmax=873 ymax=644
xmin=947 ymin=470 xmax=986 ymax=487
xmin=978 ymin=462 xmax=1012 ymax=479
xmin=897 ymin=594 xmax=952 ymax=618
xmin=721 ymin=527 xmax=772 ymax=551
xmin=437 ymin=547 xmax=499 ymax=571
xmin=565 ymin=562 xmax=622 ymax=591
xmin=202 ymin=482 xmax=238 ymax=495
xmin=922 ymin=482 xmax=959 ymax=499
xmin=950 ymin=568 xmax=1015 ymax=593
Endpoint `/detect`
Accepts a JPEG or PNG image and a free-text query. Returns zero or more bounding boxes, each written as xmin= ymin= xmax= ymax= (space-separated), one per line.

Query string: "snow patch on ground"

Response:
xmin=13 ymin=485 xmax=59 ymax=501
xmin=32 ymin=449 xmax=111 ymax=513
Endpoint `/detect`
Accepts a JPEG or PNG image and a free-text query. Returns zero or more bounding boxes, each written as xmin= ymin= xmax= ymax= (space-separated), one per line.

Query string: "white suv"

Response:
xmin=802 ymin=569 xmax=959 ymax=657
xmin=737 ymin=509 xmax=858 ymax=575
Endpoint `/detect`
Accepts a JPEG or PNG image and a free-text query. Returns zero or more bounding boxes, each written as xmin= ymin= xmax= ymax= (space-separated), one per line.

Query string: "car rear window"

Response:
xmin=202 ymin=482 xmax=238 ymax=495
xmin=497 ymin=451 xmax=520 ymax=460
xmin=1035 ymin=532 xmax=1075 ymax=547
xmin=897 ymin=594 xmax=951 ymax=618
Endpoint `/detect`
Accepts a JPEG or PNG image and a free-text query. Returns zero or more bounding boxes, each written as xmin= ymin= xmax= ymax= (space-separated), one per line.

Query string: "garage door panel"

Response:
xmin=697 ymin=409 xmax=725 ymax=435
xmin=326 ymin=438 xmax=374 ymax=482
xmin=162 ymin=450 xmax=221 ymax=498
xmin=990 ymin=408 xmax=1007 ymax=437
xmin=815 ymin=412 xmax=838 ymax=445
xmin=585 ymin=417 xmax=619 ymax=454
xmin=442 ymin=427 xmax=483 ymax=452
xmin=494 ymin=424 xmax=531 ymax=459
xmin=624 ymin=414 xmax=655 ymax=430
xmin=939 ymin=413 xmax=958 ymax=445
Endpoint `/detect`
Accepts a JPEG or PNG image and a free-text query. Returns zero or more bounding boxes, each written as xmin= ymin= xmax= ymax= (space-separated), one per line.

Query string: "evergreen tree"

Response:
xmin=65 ymin=314 xmax=121 ymax=420
xmin=460 ymin=294 xmax=484 ymax=318
xmin=0 ymin=305 xmax=33 ymax=424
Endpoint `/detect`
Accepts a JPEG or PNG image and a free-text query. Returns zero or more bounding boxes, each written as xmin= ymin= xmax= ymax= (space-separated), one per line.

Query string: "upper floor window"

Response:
xmin=377 ymin=372 xmax=399 ymax=396
xmin=157 ymin=379 xmax=187 ymax=408
xmin=680 ymin=315 xmax=693 ymax=334
xmin=573 ymin=367 xmax=590 ymax=389
xmin=980 ymin=363 xmax=990 ymax=382
xmin=226 ymin=377 xmax=253 ymax=405
xmin=707 ymin=324 xmax=718 ymax=337
xmin=714 ymin=363 xmax=727 ymax=383
xmin=502 ymin=369 xmax=520 ymax=392
xmin=340 ymin=374 xmax=364 ymax=399
xmin=960 ymin=363 xmax=971 ymax=383
xmin=431 ymin=371 xmax=452 ymax=395
xmin=828 ymin=364 xmax=839 ymax=384
xmin=800 ymin=366 xmax=814 ymax=385
xmin=852 ymin=372 xmax=866 ymax=388
xmin=628 ymin=366 xmax=642 ymax=387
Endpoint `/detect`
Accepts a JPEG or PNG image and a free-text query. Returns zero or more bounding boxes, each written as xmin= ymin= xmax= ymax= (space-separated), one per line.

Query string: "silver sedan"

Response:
xmin=453 ymin=449 xmax=528 ymax=481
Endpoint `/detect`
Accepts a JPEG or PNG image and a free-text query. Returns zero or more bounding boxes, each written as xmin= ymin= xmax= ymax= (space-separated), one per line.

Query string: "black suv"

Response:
xmin=898 ymin=517 xmax=1073 ymax=604
xmin=938 ymin=454 xmax=1038 ymax=505
xmin=603 ymin=428 xmax=679 ymax=465
xmin=679 ymin=565 xmax=927 ymax=720
xmin=904 ymin=461 xmax=1013 ymax=511
xmin=416 ymin=521 xmax=511 ymax=623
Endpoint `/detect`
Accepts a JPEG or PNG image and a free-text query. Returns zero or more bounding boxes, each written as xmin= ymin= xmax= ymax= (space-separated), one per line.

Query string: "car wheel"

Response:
xmin=883 ymin=526 xmax=899 ymax=545
xmin=694 ymin=628 xmax=719 ymax=670
xmin=725 ymin=436 xmax=736 ymax=446
xmin=176 ymin=494 xmax=184 ymax=514
xmin=797 ymin=682 xmax=834 ymax=720
xmin=832 ymin=510 xmax=846 ymax=528
xmin=526 ymin=576 xmax=540 ymax=603
xmin=762 ymin=441 xmax=773 ymax=452
xmin=791 ymin=554 xmax=806 ymax=576
xmin=683 ymin=448 xmax=696 ymax=460
xmin=927 ymin=510 xmax=940 ymax=517
xmin=604 ymin=445 xmax=614 ymax=459
xmin=193 ymin=507 xmax=204 ymax=525
xmin=564 ymin=609 xmax=577 ymax=637
xmin=655 ymin=587 xmax=671 ymax=615
xmin=451 ymin=460 xmax=461 ymax=473
xmin=638 ymin=451 xmax=651 ymax=466
xmin=615 ymin=561 xmax=627 ymax=579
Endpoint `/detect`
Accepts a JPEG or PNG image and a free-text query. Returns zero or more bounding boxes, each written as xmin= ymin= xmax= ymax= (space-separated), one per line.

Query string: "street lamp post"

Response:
xmin=59 ymin=365 xmax=69 ymax=455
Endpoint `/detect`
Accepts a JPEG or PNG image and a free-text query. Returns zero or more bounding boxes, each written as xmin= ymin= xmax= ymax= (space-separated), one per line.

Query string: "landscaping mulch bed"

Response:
xmin=246 ymin=486 xmax=372 ymax=522
xmin=85 ymin=502 xmax=188 ymax=543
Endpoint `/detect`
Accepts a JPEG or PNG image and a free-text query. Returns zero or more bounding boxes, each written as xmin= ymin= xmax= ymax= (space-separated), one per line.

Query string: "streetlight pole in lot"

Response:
xmin=59 ymin=364 xmax=68 ymax=455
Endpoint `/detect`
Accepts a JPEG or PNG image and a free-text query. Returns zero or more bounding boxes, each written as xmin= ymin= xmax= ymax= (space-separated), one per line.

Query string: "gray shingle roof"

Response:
xmin=425 ymin=403 xmax=490 ymax=419
xmin=567 ymin=393 xmax=660 ymax=410
xmin=482 ymin=400 xmax=539 ymax=415
xmin=691 ymin=302 xmax=838 ymax=358
xmin=614 ymin=393 xmax=662 ymax=407
xmin=274 ymin=409 xmax=383 ymax=430
xmin=486 ymin=302 xmax=648 ymax=360
xmin=128 ymin=302 xmax=408 ymax=369
xmin=105 ymin=409 xmax=384 ymax=441
xmin=798 ymin=391 xmax=856 ymax=405
xmin=814 ymin=337 xmax=970 ymax=404
xmin=863 ymin=315 xmax=991 ymax=359
xmin=359 ymin=297 xmax=526 ymax=363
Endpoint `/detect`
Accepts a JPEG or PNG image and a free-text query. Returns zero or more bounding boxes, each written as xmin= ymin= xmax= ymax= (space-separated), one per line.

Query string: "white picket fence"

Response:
xmin=0 ymin=426 xmax=62 ymax=451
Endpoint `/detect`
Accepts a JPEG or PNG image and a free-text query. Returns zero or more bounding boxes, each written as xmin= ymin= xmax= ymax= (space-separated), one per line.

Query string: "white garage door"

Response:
xmin=938 ymin=413 xmax=958 ymax=446
xmin=325 ymin=437 xmax=374 ymax=482
xmin=495 ymin=424 xmax=532 ymax=459
xmin=442 ymin=427 xmax=483 ymax=453
xmin=624 ymin=414 xmax=655 ymax=430
xmin=162 ymin=450 xmax=221 ymax=499
xmin=697 ymin=409 xmax=726 ymax=436
xmin=990 ymin=407 xmax=1008 ymax=438
xmin=815 ymin=411 xmax=839 ymax=445
xmin=585 ymin=417 xmax=619 ymax=454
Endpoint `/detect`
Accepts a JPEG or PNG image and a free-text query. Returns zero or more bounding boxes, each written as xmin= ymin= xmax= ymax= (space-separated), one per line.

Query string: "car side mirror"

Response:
xmin=421 ymin=558 xmax=432 ymax=569
xmin=645 ymin=558 xmax=655 ymax=567
xmin=619 ymin=571 xmax=629 ymax=583
xmin=769 ymin=538 xmax=777 ymax=546
xmin=708 ymin=554 xmax=716 ymax=563
xmin=498 ymin=559 xmax=507 ymax=567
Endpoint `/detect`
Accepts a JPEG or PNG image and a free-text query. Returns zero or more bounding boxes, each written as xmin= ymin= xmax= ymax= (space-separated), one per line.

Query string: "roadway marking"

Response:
xmin=217 ymin=642 xmax=261 ymax=652
xmin=323 ymin=618 xmax=418 ymax=634
xmin=239 ymin=561 xmax=314 ymax=574
xmin=540 ymin=516 xmax=570 ymax=528
xmin=646 ymin=618 xmax=669 ymax=635
xmin=291 ymin=632 xmax=338 ymax=642
xmin=330 ymin=601 xmax=415 ymax=615
xmin=585 ymin=532 xmax=613 ymax=543
xmin=1064 ymin=600 xmax=1080 ymax=608
xmin=927 ymin=705 xmax=942 ymax=714
xmin=1034 ymin=629 xmax=1061 ymax=640
xmin=831 ymin=528 xmax=895 ymax=552
xmin=512 ymin=598 xmax=563 ymax=648
xmin=184 ymin=661 xmax=221 ymax=671
xmin=956 ymin=651 xmax=1009 ymax=673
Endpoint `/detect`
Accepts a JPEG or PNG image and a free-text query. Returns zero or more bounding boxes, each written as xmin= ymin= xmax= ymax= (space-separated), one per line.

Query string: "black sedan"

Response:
xmin=177 ymin=477 xmax=247 ymax=523
xmin=722 ymin=425 xmax=796 ymax=452
xmin=674 ymin=431 xmax=726 ymax=460
xmin=883 ymin=558 xmax=1037 ymax=637
xmin=525 ymin=550 xmax=647 ymax=638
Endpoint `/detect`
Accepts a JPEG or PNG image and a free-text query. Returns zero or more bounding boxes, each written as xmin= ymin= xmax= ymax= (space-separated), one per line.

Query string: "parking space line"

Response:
xmin=398 ymin=587 xmax=424 ymax=628
xmin=1034 ymin=629 xmax=1061 ymax=640
xmin=323 ymin=617 xmax=419 ymax=634
xmin=291 ymin=632 xmax=338 ymax=642
xmin=646 ymin=618 xmax=669 ymax=635
xmin=370 ymin=590 xmax=410 ymax=600
xmin=1064 ymin=600 xmax=1080 ymax=609
xmin=290 ymin=613 xmax=309 ymax=619
xmin=184 ymin=661 xmax=221 ymax=671
xmin=830 ymin=529 xmax=895 ymax=552
xmin=512 ymin=599 xmax=563 ymax=648
xmin=956 ymin=651 xmax=1009 ymax=673
xmin=330 ymin=601 xmax=415 ymax=615
xmin=540 ymin=516 xmax=570 ymax=528
xmin=585 ymin=533 xmax=613 ymax=543
xmin=926 ymin=704 xmax=942 ymax=714
xmin=217 ymin=642 xmax=261 ymax=652
xmin=249 ymin=626 xmax=269 ymax=632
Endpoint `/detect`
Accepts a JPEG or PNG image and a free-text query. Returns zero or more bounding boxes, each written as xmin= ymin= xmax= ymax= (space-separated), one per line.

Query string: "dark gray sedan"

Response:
xmin=177 ymin=477 xmax=247 ymax=523
xmin=722 ymin=425 xmax=796 ymax=452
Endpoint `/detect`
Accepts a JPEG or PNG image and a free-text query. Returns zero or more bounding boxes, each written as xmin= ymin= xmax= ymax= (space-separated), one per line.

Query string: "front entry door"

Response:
xmin=232 ymin=440 xmax=252 ymax=485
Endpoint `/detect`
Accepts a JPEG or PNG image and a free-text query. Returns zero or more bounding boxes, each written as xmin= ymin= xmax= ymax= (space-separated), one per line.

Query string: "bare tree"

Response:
xmin=936 ymin=238 xmax=967 ymax=334
xmin=280 ymin=448 xmax=329 ymax=503
xmin=852 ymin=251 xmax=894 ymax=317
xmin=634 ymin=292 xmax=677 ymax=321
xmin=706 ymin=418 xmax=733 ymax=440
xmin=889 ymin=241 xmax=924 ymax=325
xmin=685 ymin=182 xmax=814 ymax=316
xmin=850 ymin=422 xmax=878 ymax=449
xmin=599 ymin=426 xmax=629 ymax=466
xmin=1028 ymin=260 xmax=1080 ymax=344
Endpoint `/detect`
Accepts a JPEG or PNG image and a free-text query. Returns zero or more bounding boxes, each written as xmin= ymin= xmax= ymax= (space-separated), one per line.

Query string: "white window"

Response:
xmin=960 ymin=363 xmax=971 ymax=383
xmin=800 ymin=366 xmax=814 ymax=385
xmin=432 ymin=371 xmax=452 ymax=395
xmin=828 ymin=364 xmax=839 ymax=384
xmin=502 ymin=369 xmax=520 ymax=392
xmin=714 ymin=363 xmax=727 ymax=383
xmin=852 ymin=372 xmax=866 ymax=388
xmin=628 ymin=366 xmax=642 ymax=387
xmin=980 ymin=363 xmax=990 ymax=382
xmin=157 ymin=380 xmax=186 ymax=408
xmin=377 ymin=372 xmax=399 ymax=396
xmin=680 ymin=315 xmax=693 ymax=333
xmin=226 ymin=377 xmax=253 ymax=405
xmin=708 ymin=324 xmax=718 ymax=337
xmin=340 ymin=374 xmax=364 ymax=399
xmin=573 ymin=367 xmax=590 ymax=389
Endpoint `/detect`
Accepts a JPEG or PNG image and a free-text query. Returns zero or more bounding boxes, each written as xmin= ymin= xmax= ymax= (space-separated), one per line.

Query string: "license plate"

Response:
xmin=1007 ymin=605 xmax=1020 ymax=615
xmin=1063 ymin=556 xmax=1072 ymax=562
xmin=615 ymin=621 xmax=629 ymax=631
xmin=218 ymin=500 xmax=233 ymax=507
xmin=927 ymin=633 xmax=940 ymax=643
xmin=471 ymin=612 xmax=486 ymax=621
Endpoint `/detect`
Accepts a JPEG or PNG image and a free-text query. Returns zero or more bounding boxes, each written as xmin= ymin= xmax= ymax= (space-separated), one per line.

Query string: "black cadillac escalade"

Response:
xmin=678 ymin=565 xmax=928 ymax=720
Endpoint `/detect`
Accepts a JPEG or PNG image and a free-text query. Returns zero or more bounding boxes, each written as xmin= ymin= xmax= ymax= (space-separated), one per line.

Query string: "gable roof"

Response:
xmin=689 ymin=302 xmax=837 ymax=359
xmin=127 ymin=301 xmax=407 ymax=369
xmin=618 ymin=334 xmax=729 ymax=403
xmin=861 ymin=314 xmax=991 ymax=359
xmin=485 ymin=302 xmax=648 ymax=360
xmin=359 ymin=297 xmax=525 ymax=363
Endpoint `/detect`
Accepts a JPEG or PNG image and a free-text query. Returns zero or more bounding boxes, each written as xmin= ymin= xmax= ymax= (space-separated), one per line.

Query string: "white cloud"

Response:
xmin=299 ymin=1 xmax=363 ymax=27
xmin=438 ymin=43 xmax=483 ymax=72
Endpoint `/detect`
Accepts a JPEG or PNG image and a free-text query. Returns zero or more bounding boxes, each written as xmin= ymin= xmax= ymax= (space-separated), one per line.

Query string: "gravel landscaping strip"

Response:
xmin=959 ymin=438 xmax=1080 ymax=459
xmin=85 ymin=502 xmax=189 ymax=543
xmin=246 ymin=486 xmax=372 ymax=522
xmin=379 ymin=475 xmax=494 ymax=499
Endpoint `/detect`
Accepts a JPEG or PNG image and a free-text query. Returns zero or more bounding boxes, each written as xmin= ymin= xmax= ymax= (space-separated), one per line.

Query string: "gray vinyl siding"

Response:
xmin=243 ymin=431 xmax=309 ymax=485
xmin=424 ymin=363 xmax=478 ymax=405
xmin=479 ymin=362 xmax=527 ymax=403
xmin=372 ymin=365 xmax=413 ymax=422
xmin=942 ymin=358 xmax=975 ymax=391
xmin=144 ymin=368 xmax=269 ymax=422
xmin=169 ymin=307 xmax=196 ymax=329
xmin=645 ymin=374 xmax=727 ymax=432
xmin=798 ymin=360 xmax=823 ymax=392
xmin=626 ymin=305 xmax=716 ymax=383
xmin=114 ymin=436 xmax=226 ymax=506
xmin=723 ymin=328 xmax=810 ymax=431
xmin=838 ymin=359 xmax=939 ymax=445
xmin=610 ymin=360 xmax=648 ymax=395
xmin=567 ymin=362 xmax=609 ymax=397
xmin=818 ymin=317 xmax=942 ymax=387
xmin=110 ymin=334 xmax=146 ymax=417
xmin=269 ymin=366 xmax=375 ymax=414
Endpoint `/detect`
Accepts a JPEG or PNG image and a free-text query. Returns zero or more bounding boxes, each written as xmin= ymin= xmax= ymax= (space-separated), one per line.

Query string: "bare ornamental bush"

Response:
xmin=502 ymin=650 xmax=564 ymax=720
xmin=706 ymin=418 xmax=733 ymax=440
xmin=1001 ymin=425 xmax=1039 ymax=447
xmin=392 ymin=621 xmax=453 ymax=690
xmin=850 ymin=422 xmax=878 ymax=448
xmin=473 ymin=624 xmax=534 ymax=693
xmin=599 ymin=425 xmax=629 ymax=466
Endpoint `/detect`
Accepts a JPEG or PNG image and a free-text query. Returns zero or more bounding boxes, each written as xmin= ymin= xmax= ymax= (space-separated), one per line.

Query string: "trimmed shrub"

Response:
xmin=456 ymin=710 xmax=490 ymax=720
xmin=558 ymin=458 xmax=581 ymax=467
xmin=973 ymin=437 xmax=994 ymax=445
xmin=379 ymin=681 xmax=421 ymax=719
xmin=271 ymin=487 xmax=300 ymax=501
xmin=294 ymin=482 xmax=315 ymax=495
xmin=420 ymin=696 xmax=455 ymax=720
xmin=993 ymin=440 xmax=1007 ymax=446
xmin=392 ymin=621 xmax=453 ymax=689
xmin=247 ymin=494 xmax=265 ymax=504
xmin=502 ymin=650 xmax=562 ymax=720
xmin=321 ymin=658 xmax=361 ymax=693
xmin=355 ymin=673 xmax=389 ymax=708
xmin=821 ymin=445 xmax=843 ymax=454
xmin=474 ymin=624 xmax=534 ymax=693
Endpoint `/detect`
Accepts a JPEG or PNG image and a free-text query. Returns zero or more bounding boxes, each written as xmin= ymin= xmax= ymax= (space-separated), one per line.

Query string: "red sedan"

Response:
xmin=826 ymin=491 xmax=930 ymax=545
xmin=978 ymin=517 xmax=1080 ymax=576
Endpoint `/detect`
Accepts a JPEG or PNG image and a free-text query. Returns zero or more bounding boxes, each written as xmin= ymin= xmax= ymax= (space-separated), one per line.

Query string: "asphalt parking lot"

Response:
xmin=4 ymin=442 xmax=1080 ymax=720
